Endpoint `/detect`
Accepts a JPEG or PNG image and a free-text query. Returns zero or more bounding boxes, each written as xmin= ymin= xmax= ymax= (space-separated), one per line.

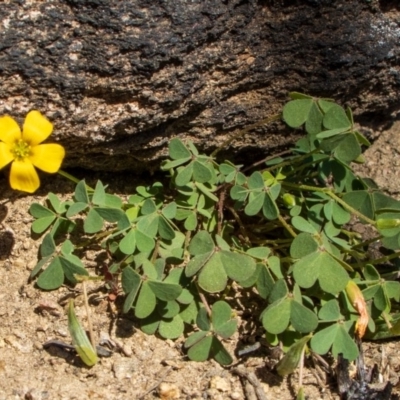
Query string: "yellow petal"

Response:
xmin=0 ymin=142 xmax=15 ymax=169
xmin=22 ymin=110 xmax=53 ymax=146
xmin=0 ymin=115 xmax=21 ymax=144
xmin=9 ymin=159 xmax=40 ymax=193
xmin=29 ymin=143 xmax=65 ymax=173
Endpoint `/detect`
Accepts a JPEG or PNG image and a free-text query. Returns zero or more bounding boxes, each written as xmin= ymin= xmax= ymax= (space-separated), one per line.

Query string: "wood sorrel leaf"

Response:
xmin=293 ymin=251 xmax=349 ymax=294
xmin=135 ymin=282 xmax=157 ymax=319
xmin=37 ymin=257 xmax=64 ymax=290
xmin=283 ymin=99 xmax=313 ymax=128
xmin=169 ymin=138 xmax=191 ymax=160
xmin=147 ymin=280 xmax=182 ymax=301
xmin=158 ymin=315 xmax=184 ymax=339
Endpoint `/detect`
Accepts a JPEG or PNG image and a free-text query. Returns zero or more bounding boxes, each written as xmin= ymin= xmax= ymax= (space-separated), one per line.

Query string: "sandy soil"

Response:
xmin=1 ymin=122 xmax=400 ymax=400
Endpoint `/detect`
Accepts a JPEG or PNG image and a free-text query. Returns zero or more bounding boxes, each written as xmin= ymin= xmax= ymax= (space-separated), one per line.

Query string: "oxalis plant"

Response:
xmin=26 ymin=93 xmax=400 ymax=394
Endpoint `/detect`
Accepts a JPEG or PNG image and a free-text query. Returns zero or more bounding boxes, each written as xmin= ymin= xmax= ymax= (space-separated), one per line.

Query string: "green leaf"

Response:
xmin=30 ymin=257 xmax=51 ymax=279
xmin=291 ymin=216 xmax=318 ymax=234
xmin=230 ymin=185 xmax=248 ymax=202
xmin=157 ymin=300 xmax=180 ymax=318
xmin=176 ymin=163 xmax=194 ymax=186
xmin=332 ymin=325 xmax=359 ymax=361
xmin=32 ymin=215 xmax=57 ymax=234
xmin=211 ymin=337 xmax=233 ymax=365
xmin=158 ymin=217 xmax=176 ymax=240
xmin=136 ymin=229 xmax=155 ymax=253
xmin=141 ymin=198 xmax=157 ymax=215
xmin=119 ymin=229 xmax=137 ymax=255
xmin=220 ymin=251 xmax=256 ymax=282
xmin=212 ymin=301 xmax=237 ymax=339
xmin=198 ymin=253 xmax=228 ymax=293
xmin=262 ymin=298 xmax=291 ymax=334
xmin=193 ymin=160 xmax=212 ymax=183
xmin=293 ymin=251 xmax=349 ymax=294
xmin=318 ymin=299 xmax=341 ymax=321
xmin=283 ymin=99 xmax=313 ymax=128
xmin=186 ymin=252 xmax=213 ymax=277
xmin=256 ymin=264 xmax=275 ymax=299
xmin=162 ymin=202 xmax=177 ymax=219
xmin=262 ymin=193 xmax=279 ymax=220
xmin=59 ymin=256 xmax=88 ymax=284
xmin=248 ymin=171 xmax=264 ymax=190
xmin=95 ymin=207 xmax=125 ymax=223
xmin=334 ymin=133 xmax=361 ymax=163
xmin=68 ymin=300 xmax=98 ymax=367
xmin=322 ymin=104 xmax=351 ymax=130
xmin=305 ymin=102 xmax=323 ymax=135
xmin=40 ymin=233 xmax=56 ymax=257
xmin=37 ymin=258 xmax=64 ymax=290
xmin=92 ymin=181 xmax=106 ymax=206
xmin=290 ymin=233 xmax=318 ymax=259
xmin=158 ymin=315 xmax=185 ymax=339
xmin=122 ymin=266 xmax=142 ymax=313
xmin=140 ymin=312 xmax=160 ymax=335
xmin=187 ymin=335 xmax=213 ymax=362
xmin=246 ymin=247 xmax=271 ymax=259
xmin=195 ymin=182 xmax=219 ymax=202
xmin=66 ymin=202 xmax=88 ymax=218
xmin=276 ymin=334 xmax=311 ymax=376
xmin=135 ymin=282 xmax=157 ymax=319
xmin=311 ymin=322 xmax=358 ymax=361
xmin=29 ymin=203 xmax=55 ymax=219
xmin=290 ymin=300 xmax=318 ymax=333
xmin=74 ymin=180 xmax=90 ymax=204
xmin=184 ymin=331 xmax=208 ymax=348
xmin=189 ymin=231 xmax=215 ymax=255
xmin=245 ymin=192 xmax=265 ymax=216
xmin=147 ymin=280 xmax=183 ymax=301
xmin=310 ymin=324 xmax=338 ymax=355
xmin=169 ymin=138 xmax=191 ymax=160
xmin=84 ymin=208 xmax=103 ymax=234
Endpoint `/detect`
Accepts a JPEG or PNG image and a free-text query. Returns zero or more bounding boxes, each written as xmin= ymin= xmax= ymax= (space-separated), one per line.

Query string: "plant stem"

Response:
xmin=282 ymin=182 xmax=377 ymax=226
xmin=278 ymin=214 xmax=297 ymax=238
xmin=58 ymin=169 xmax=94 ymax=192
xmin=195 ymin=282 xmax=212 ymax=318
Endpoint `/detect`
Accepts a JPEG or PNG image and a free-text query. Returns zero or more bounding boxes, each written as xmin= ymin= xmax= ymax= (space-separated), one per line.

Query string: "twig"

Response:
xmin=138 ymin=367 xmax=172 ymax=399
xmin=232 ymin=365 xmax=269 ymax=400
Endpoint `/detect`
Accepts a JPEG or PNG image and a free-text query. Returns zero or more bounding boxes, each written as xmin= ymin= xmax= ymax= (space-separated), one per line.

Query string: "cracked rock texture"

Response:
xmin=0 ymin=0 xmax=399 ymax=171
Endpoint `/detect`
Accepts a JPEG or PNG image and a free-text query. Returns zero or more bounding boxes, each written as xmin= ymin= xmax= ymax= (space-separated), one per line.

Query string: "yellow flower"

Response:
xmin=0 ymin=110 xmax=65 ymax=193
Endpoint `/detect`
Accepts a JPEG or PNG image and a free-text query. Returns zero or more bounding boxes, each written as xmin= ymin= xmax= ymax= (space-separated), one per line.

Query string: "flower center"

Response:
xmin=12 ymin=139 xmax=31 ymax=160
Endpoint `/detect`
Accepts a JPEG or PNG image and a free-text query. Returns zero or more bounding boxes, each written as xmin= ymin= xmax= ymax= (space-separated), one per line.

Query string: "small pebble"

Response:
xmin=158 ymin=382 xmax=180 ymax=400
xmin=210 ymin=376 xmax=231 ymax=392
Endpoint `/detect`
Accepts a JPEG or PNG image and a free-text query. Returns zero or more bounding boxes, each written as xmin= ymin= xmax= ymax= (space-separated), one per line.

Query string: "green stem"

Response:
xmin=58 ymin=169 xmax=94 ymax=192
xmin=365 ymin=251 xmax=400 ymax=266
xmin=278 ymin=214 xmax=297 ymax=238
xmin=282 ymin=182 xmax=376 ymax=226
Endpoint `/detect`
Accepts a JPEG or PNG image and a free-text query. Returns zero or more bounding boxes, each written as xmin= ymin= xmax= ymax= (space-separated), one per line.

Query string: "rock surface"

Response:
xmin=0 ymin=0 xmax=399 ymax=171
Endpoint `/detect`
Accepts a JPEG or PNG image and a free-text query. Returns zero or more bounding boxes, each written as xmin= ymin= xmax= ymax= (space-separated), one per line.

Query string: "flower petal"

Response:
xmin=29 ymin=143 xmax=65 ymax=173
xmin=0 ymin=115 xmax=21 ymax=144
xmin=9 ymin=159 xmax=40 ymax=193
xmin=0 ymin=142 xmax=15 ymax=169
xmin=22 ymin=111 xmax=53 ymax=145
